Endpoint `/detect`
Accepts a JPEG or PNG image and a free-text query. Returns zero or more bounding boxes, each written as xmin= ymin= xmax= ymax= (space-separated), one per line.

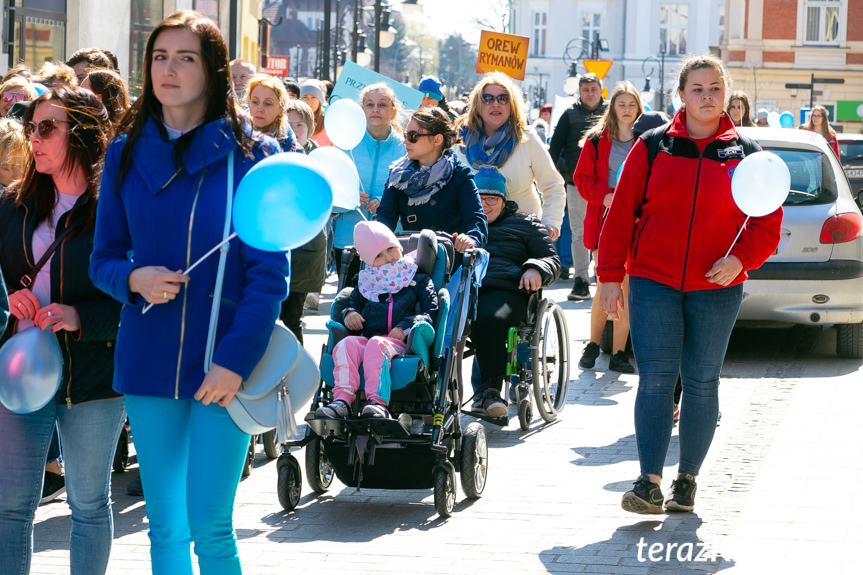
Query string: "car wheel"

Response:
xmin=836 ymin=322 xmax=863 ymax=359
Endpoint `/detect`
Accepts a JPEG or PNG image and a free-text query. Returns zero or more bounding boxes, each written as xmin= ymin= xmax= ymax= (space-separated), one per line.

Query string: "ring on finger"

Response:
xmin=163 ymin=291 xmax=168 ymax=300
xmin=17 ymin=302 xmax=22 ymax=309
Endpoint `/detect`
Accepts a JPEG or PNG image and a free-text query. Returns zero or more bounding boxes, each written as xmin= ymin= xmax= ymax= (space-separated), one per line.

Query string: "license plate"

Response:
xmin=845 ymin=169 xmax=863 ymax=178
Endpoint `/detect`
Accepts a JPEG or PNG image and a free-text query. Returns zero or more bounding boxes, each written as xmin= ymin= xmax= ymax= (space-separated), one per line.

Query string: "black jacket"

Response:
xmin=0 ymin=193 xmax=121 ymax=406
xmin=483 ymin=201 xmax=561 ymax=291
xmin=341 ymin=272 xmax=438 ymax=339
xmin=548 ymin=98 xmax=608 ymax=185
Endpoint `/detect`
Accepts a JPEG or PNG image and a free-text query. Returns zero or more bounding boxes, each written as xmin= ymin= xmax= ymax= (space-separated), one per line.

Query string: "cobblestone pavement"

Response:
xmin=30 ymin=276 xmax=863 ymax=575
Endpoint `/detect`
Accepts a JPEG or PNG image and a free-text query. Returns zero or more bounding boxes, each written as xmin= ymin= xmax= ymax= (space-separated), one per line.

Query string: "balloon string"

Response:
xmin=723 ymin=215 xmax=750 ymax=260
xmin=349 ymin=149 xmax=368 ymax=209
xmin=141 ymin=232 xmax=238 ymax=315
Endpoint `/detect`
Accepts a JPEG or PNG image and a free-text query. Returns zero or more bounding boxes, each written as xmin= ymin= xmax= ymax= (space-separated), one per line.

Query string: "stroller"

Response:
xmin=276 ymin=230 xmax=487 ymax=518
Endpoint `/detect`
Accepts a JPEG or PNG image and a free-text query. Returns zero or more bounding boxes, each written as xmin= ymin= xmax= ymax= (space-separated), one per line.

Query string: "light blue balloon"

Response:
xmin=0 ymin=327 xmax=63 ymax=414
xmin=779 ymin=111 xmax=794 ymax=128
xmin=308 ymin=146 xmax=360 ymax=210
xmin=615 ymin=161 xmax=625 ymax=186
xmin=643 ymin=103 xmax=652 ymax=112
xmin=233 ymin=153 xmax=333 ymax=252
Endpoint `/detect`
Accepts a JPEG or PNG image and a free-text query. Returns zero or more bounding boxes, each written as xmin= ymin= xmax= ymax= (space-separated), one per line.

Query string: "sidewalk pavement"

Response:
xmin=30 ymin=275 xmax=863 ymax=575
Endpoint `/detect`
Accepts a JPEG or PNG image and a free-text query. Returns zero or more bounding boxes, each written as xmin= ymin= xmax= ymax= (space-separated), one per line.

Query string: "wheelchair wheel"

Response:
xmin=113 ymin=426 xmax=129 ymax=473
xmin=531 ymin=300 xmax=571 ymax=423
xmin=518 ymin=400 xmax=532 ymax=431
xmin=242 ymin=435 xmax=256 ymax=477
xmin=460 ymin=422 xmax=487 ymax=499
xmin=305 ymin=437 xmax=335 ymax=494
xmin=262 ymin=430 xmax=280 ymax=459
xmin=433 ymin=468 xmax=455 ymax=518
xmin=277 ymin=454 xmax=303 ymax=511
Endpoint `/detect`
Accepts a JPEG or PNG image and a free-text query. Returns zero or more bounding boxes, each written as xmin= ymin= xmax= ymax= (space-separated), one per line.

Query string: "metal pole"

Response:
xmin=323 ymin=0 xmax=332 ymax=82
xmin=810 ymin=72 xmax=815 ymax=110
xmin=352 ymin=0 xmax=360 ymax=62
xmin=373 ymin=0 xmax=382 ymax=72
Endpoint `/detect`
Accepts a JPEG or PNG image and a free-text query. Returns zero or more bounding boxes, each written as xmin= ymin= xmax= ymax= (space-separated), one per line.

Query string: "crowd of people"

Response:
xmin=0 ymin=7 xmax=830 ymax=574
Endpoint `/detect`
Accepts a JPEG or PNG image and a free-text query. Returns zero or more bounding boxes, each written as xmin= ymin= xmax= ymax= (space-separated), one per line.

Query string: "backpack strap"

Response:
xmin=635 ymin=124 xmax=672 ymax=216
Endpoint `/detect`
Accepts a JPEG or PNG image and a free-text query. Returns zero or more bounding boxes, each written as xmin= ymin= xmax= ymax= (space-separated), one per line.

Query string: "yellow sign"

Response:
xmin=583 ymin=59 xmax=613 ymax=80
xmin=476 ymin=30 xmax=530 ymax=81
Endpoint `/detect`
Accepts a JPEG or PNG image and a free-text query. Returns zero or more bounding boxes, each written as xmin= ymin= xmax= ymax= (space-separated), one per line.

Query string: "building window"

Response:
xmin=4 ymin=0 xmax=67 ymax=70
xmin=659 ymin=3 xmax=688 ymax=55
xmin=717 ymin=3 xmax=725 ymax=46
xmin=804 ymin=0 xmax=840 ymax=45
xmin=728 ymin=0 xmax=744 ymax=40
xmin=581 ymin=12 xmax=600 ymax=57
xmin=531 ymin=12 xmax=546 ymax=56
xmin=129 ymin=0 xmax=163 ymax=95
xmin=194 ymin=0 xmax=220 ymax=25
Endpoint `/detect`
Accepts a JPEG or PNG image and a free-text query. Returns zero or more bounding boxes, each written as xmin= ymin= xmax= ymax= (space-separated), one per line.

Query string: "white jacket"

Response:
xmin=454 ymin=126 xmax=565 ymax=230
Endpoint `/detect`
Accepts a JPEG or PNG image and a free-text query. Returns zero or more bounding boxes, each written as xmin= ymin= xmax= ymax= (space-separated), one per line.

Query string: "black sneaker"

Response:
xmin=559 ymin=268 xmax=571 ymax=280
xmin=609 ymin=351 xmax=635 ymax=373
xmin=470 ymin=395 xmax=485 ymax=413
xmin=578 ymin=342 xmax=601 ymax=369
xmin=621 ymin=475 xmax=664 ymax=514
xmin=40 ymin=471 xmax=65 ymax=505
xmin=567 ymin=277 xmax=591 ymax=301
xmin=127 ymin=477 xmax=144 ymax=497
xmin=665 ymin=473 xmax=697 ymax=512
xmin=482 ymin=390 xmax=507 ymax=418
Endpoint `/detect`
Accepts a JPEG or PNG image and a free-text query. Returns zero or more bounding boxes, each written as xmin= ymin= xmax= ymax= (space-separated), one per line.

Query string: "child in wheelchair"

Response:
xmin=315 ymin=220 xmax=438 ymax=420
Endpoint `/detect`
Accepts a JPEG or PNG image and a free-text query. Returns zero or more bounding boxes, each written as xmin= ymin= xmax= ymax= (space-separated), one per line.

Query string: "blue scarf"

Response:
xmin=386 ymin=149 xmax=458 ymax=206
xmin=458 ymin=124 xmax=517 ymax=170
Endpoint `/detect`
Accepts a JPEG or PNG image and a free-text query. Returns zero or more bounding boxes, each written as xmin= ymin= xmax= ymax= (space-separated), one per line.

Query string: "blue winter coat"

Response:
xmin=341 ymin=272 xmax=438 ymax=339
xmin=333 ymin=128 xmax=406 ymax=249
xmin=90 ymin=117 xmax=289 ymax=400
xmin=375 ymin=159 xmax=488 ymax=248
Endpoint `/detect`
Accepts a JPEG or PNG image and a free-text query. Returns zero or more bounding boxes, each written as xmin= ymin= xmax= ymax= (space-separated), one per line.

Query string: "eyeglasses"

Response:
xmin=404 ymin=130 xmax=434 ymax=143
xmin=481 ymin=93 xmax=510 ymax=105
xmin=24 ymin=119 xmax=71 ymax=140
xmin=1 ymin=92 xmax=26 ymax=104
xmin=480 ymin=196 xmax=501 ymax=205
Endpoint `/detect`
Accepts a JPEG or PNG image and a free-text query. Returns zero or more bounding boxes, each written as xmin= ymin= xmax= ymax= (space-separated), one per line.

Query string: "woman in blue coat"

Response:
xmin=376 ymin=107 xmax=487 ymax=253
xmin=332 ymin=83 xmax=406 ymax=282
xmin=89 ymin=11 xmax=288 ymax=575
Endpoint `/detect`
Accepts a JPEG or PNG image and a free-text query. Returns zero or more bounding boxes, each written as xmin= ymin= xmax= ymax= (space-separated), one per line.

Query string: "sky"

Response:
xmin=397 ymin=0 xmax=509 ymax=43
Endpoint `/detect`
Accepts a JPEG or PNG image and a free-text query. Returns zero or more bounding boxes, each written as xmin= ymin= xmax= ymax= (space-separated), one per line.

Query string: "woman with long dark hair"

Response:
xmin=801 ymin=104 xmax=840 ymax=157
xmin=90 ymin=11 xmax=288 ymax=574
xmin=0 ymin=86 xmax=123 ymax=574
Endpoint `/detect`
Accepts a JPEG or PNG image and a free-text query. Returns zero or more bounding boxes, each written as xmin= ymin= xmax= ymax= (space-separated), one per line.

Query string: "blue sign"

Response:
xmin=330 ymin=61 xmax=424 ymax=114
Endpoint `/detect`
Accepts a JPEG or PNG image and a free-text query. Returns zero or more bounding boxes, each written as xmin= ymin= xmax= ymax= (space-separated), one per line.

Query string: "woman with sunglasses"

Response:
xmin=801 ymin=104 xmax=840 ymax=157
xmin=332 ymin=83 xmax=406 ymax=284
xmin=0 ymin=86 xmax=124 ymax=575
xmin=376 ymin=106 xmax=487 ymax=254
xmin=0 ymin=76 xmax=37 ymax=117
xmin=454 ymin=72 xmax=565 ymax=241
xmin=90 ymin=11 xmax=288 ymax=574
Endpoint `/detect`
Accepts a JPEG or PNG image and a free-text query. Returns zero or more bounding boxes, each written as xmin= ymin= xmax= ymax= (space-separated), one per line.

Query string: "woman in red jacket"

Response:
xmin=598 ymin=55 xmax=782 ymax=515
xmin=801 ymin=105 xmax=840 ymax=158
xmin=573 ymin=81 xmax=643 ymax=374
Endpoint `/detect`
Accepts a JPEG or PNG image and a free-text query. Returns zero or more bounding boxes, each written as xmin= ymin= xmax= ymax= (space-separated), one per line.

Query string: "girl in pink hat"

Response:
xmin=316 ymin=221 xmax=438 ymax=419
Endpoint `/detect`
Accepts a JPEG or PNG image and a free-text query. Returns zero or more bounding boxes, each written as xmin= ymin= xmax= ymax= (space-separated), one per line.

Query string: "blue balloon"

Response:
xmin=233 ymin=153 xmax=333 ymax=252
xmin=779 ymin=111 xmax=794 ymax=128
xmin=643 ymin=103 xmax=652 ymax=112
xmin=0 ymin=327 xmax=63 ymax=414
xmin=615 ymin=161 xmax=625 ymax=186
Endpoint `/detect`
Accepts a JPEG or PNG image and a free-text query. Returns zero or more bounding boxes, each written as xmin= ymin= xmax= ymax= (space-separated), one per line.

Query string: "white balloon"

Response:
xmin=308 ymin=146 xmax=361 ymax=210
xmin=731 ymin=151 xmax=790 ymax=217
xmin=767 ymin=111 xmax=781 ymax=128
xmin=671 ymin=88 xmax=682 ymax=111
xmin=323 ymin=99 xmax=367 ymax=150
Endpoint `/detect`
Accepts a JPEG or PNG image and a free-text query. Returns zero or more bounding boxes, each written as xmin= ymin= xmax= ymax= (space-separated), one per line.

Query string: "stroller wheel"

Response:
xmin=242 ymin=435 xmax=256 ymax=477
xmin=433 ymin=468 xmax=455 ymax=518
xmin=518 ymin=400 xmax=532 ymax=431
xmin=113 ymin=427 xmax=129 ymax=473
xmin=460 ymin=422 xmax=487 ymax=499
xmin=262 ymin=430 xmax=280 ymax=459
xmin=277 ymin=454 xmax=303 ymax=511
xmin=305 ymin=437 xmax=334 ymax=493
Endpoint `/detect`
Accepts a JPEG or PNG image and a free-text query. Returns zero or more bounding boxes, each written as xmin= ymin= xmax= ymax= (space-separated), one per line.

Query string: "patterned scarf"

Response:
xmin=386 ymin=149 xmax=458 ymax=207
xmin=358 ymin=251 xmax=419 ymax=302
xmin=458 ymin=123 xmax=517 ymax=170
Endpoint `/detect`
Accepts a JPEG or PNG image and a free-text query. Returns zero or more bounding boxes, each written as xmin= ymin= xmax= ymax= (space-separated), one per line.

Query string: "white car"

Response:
xmin=836 ymin=133 xmax=863 ymax=210
xmin=736 ymin=127 xmax=863 ymax=358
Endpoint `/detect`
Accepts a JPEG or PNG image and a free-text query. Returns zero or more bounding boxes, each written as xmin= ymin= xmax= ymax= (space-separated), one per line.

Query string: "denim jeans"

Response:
xmin=566 ymin=184 xmax=590 ymax=281
xmin=627 ymin=276 xmax=743 ymax=478
xmin=554 ymin=206 xmax=573 ymax=268
xmin=124 ymin=395 xmax=250 ymax=575
xmin=0 ymin=396 xmax=126 ymax=575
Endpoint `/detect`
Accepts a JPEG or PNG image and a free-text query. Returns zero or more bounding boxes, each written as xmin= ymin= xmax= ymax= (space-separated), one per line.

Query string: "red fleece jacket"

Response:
xmin=598 ymin=111 xmax=783 ymax=291
xmin=573 ymin=129 xmax=613 ymax=251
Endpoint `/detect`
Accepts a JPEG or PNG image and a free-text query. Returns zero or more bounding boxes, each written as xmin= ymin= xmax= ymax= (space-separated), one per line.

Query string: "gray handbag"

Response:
xmin=204 ymin=151 xmax=319 ymax=439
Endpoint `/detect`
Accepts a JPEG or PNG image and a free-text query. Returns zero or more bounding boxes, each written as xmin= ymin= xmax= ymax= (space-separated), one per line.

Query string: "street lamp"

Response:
xmin=561 ymin=34 xmax=608 ymax=95
xmin=642 ymin=45 xmax=667 ymax=113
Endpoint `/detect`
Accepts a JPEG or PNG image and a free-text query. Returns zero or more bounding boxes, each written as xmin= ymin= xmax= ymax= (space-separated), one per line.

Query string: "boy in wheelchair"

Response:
xmin=315 ymin=221 xmax=438 ymax=420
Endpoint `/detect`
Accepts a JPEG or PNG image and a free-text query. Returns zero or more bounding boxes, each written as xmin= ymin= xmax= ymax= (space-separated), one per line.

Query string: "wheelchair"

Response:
xmin=458 ymin=289 xmax=571 ymax=431
xmin=276 ymin=229 xmax=489 ymax=518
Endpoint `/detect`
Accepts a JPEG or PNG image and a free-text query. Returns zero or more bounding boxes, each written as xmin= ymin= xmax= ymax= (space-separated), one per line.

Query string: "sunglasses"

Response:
xmin=481 ymin=93 xmax=510 ymax=105
xmin=1 ymin=92 xmax=26 ymax=104
xmin=24 ymin=119 xmax=71 ymax=140
xmin=404 ymin=130 xmax=434 ymax=143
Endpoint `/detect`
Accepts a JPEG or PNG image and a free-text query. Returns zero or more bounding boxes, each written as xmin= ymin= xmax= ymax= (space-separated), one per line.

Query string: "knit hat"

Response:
xmin=418 ymin=75 xmax=443 ymax=101
xmin=474 ymin=165 xmax=507 ymax=198
xmin=756 ymin=108 xmax=768 ymax=121
xmin=353 ymin=221 xmax=401 ymax=265
xmin=300 ymin=80 xmax=325 ymax=104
